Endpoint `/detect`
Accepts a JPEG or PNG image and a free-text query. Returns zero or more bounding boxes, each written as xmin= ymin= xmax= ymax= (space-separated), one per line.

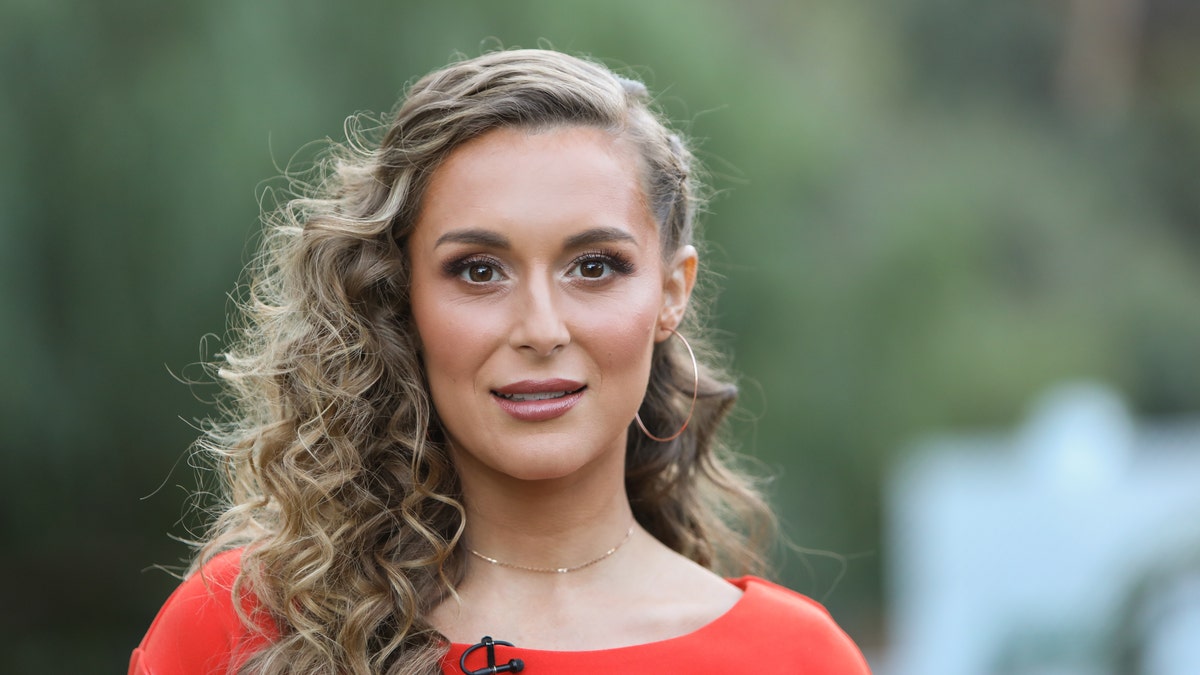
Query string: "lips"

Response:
xmin=491 ymin=379 xmax=586 ymax=422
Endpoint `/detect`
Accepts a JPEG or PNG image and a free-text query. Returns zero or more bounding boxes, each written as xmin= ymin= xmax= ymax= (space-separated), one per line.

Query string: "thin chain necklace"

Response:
xmin=467 ymin=525 xmax=635 ymax=574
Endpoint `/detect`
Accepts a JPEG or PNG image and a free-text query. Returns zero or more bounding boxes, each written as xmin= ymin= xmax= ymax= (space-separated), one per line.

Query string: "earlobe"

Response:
xmin=657 ymin=245 xmax=698 ymax=341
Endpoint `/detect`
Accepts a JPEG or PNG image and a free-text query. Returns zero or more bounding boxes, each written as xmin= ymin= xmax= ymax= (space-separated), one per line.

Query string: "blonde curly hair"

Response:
xmin=195 ymin=48 xmax=775 ymax=674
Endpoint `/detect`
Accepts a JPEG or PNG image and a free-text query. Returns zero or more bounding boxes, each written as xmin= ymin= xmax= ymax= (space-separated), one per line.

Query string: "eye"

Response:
xmin=445 ymin=255 xmax=506 ymax=284
xmin=568 ymin=251 xmax=634 ymax=281
xmin=577 ymin=259 xmax=609 ymax=279
xmin=461 ymin=262 xmax=498 ymax=283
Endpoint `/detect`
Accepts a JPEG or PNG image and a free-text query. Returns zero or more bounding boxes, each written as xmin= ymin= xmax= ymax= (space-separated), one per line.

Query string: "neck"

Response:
xmin=452 ymin=445 xmax=636 ymax=575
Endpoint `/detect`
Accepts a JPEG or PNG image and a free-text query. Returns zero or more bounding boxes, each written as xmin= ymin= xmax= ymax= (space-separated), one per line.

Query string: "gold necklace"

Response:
xmin=467 ymin=526 xmax=635 ymax=574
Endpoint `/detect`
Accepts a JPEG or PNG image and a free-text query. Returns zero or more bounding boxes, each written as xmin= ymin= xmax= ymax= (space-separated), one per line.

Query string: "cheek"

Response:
xmin=411 ymin=288 xmax=486 ymax=384
xmin=581 ymin=297 xmax=660 ymax=377
xmin=613 ymin=309 xmax=658 ymax=359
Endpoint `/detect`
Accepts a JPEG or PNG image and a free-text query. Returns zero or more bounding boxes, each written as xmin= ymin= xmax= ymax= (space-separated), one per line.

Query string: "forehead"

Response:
xmin=413 ymin=125 xmax=656 ymax=246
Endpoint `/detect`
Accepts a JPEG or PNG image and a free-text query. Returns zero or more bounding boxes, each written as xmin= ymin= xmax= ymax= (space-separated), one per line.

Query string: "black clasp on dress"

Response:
xmin=460 ymin=635 xmax=525 ymax=674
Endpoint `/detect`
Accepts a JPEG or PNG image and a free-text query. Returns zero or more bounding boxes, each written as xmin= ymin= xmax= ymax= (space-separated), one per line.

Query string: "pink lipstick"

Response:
xmin=492 ymin=379 xmax=586 ymax=422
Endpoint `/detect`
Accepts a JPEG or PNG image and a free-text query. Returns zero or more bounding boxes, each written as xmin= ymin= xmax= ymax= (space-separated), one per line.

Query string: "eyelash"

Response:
xmin=443 ymin=255 xmax=505 ymax=281
xmin=569 ymin=249 xmax=636 ymax=278
xmin=442 ymin=250 xmax=635 ymax=283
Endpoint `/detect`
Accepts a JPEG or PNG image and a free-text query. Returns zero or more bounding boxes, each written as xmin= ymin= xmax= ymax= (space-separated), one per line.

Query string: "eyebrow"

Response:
xmin=434 ymin=229 xmax=510 ymax=249
xmin=563 ymin=226 xmax=638 ymax=249
xmin=434 ymin=226 xmax=638 ymax=250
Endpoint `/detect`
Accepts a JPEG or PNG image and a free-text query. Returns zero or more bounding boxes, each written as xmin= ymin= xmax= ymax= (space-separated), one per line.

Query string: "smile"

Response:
xmin=494 ymin=386 xmax=586 ymax=402
xmin=490 ymin=380 xmax=587 ymax=422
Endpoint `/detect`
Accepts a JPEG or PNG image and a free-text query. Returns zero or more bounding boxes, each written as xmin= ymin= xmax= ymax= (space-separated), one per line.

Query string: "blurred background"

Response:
xmin=2 ymin=0 xmax=1198 ymax=672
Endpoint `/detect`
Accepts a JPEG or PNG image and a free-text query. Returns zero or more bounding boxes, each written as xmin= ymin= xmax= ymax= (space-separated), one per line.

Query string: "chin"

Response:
xmin=493 ymin=452 xmax=597 ymax=483
xmin=436 ymin=418 xmax=641 ymax=491
xmin=453 ymin=433 xmax=616 ymax=484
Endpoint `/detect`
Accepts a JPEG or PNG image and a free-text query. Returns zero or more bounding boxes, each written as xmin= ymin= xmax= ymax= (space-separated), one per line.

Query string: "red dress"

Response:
xmin=131 ymin=550 xmax=871 ymax=674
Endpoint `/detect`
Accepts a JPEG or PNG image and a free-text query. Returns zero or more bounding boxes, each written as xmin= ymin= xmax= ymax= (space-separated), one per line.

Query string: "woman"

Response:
xmin=131 ymin=49 xmax=870 ymax=674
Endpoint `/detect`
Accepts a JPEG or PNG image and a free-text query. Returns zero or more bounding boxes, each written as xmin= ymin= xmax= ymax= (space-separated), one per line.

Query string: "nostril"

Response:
xmin=509 ymin=298 xmax=571 ymax=355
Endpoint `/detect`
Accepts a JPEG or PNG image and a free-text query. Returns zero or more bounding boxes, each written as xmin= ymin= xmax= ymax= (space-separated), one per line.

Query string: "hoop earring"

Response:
xmin=634 ymin=329 xmax=699 ymax=443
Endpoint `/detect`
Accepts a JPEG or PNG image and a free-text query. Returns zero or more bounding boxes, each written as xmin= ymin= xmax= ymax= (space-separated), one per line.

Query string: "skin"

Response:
xmin=409 ymin=125 xmax=740 ymax=650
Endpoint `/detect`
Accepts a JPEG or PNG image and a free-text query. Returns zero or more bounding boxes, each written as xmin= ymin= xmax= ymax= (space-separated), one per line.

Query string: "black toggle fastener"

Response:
xmin=460 ymin=635 xmax=525 ymax=674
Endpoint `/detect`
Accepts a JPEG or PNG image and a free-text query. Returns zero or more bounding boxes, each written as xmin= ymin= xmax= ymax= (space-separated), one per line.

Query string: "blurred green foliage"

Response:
xmin=2 ymin=0 xmax=1198 ymax=670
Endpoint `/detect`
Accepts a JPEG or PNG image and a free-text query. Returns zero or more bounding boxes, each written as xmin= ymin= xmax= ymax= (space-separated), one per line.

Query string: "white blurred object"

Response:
xmin=886 ymin=382 xmax=1200 ymax=675
xmin=1136 ymin=571 xmax=1200 ymax=675
xmin=1017 ymin=383 xmax=1133 ymax=492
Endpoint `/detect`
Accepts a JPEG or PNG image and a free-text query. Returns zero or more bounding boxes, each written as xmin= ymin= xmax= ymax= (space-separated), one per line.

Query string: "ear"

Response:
xmin=657 ymin=245 xmax=698 ymax=341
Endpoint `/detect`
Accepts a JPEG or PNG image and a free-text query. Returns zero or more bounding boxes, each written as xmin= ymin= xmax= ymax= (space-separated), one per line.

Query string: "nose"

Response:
xmin=509 ymin=276 xmax=570 ymax=357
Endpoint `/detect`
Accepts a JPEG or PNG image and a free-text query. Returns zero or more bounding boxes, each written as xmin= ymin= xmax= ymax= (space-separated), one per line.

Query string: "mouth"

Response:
xmin=492 ymin=385 xmax=587 ymax=402
xmin=490 ymin=379 xmax=588 ymax=422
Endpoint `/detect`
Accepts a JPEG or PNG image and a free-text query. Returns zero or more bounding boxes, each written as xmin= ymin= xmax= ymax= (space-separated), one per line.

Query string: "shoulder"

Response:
xmin=721 ymin=576 xmax=872 ymax=673
xmin=729 ymin=575 xmax=837 ymax=624
xmin=129 ymin=549 xmax=273 ymax=675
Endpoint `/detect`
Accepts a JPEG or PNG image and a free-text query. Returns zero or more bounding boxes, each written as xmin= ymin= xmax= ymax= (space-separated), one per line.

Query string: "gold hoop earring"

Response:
xmin=634 ymin=329 xmax=699 ymax=442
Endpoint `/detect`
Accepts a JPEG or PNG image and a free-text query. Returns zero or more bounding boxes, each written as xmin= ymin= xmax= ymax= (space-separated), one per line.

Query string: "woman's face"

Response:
xmin=408 ymin=125 xmax=695 ymax=485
